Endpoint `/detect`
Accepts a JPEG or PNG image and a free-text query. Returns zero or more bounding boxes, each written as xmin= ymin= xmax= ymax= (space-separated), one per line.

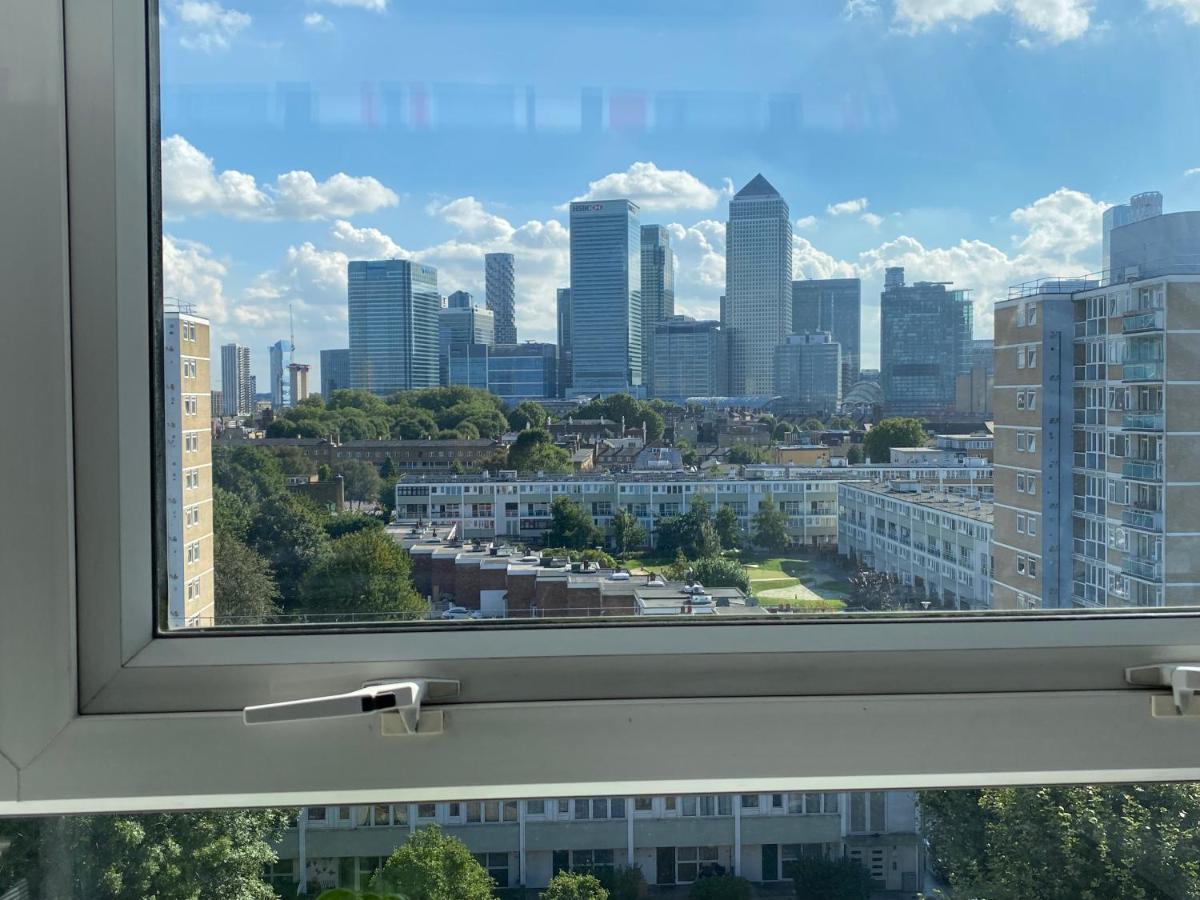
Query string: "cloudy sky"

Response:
xmin=159 ymin=0 xmax=1200 ymax=391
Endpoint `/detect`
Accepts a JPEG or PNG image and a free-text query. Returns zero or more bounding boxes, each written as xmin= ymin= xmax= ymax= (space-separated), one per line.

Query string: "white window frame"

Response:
xmin=4 ymin=0 xmax=1200 ymax=818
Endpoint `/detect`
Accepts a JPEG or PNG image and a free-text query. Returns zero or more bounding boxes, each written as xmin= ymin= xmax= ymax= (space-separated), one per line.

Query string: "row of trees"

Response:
xmin=213 ymin=445 xmax=426 ymax=624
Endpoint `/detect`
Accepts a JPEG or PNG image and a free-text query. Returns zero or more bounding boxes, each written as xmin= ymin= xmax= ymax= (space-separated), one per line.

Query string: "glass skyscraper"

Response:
xmin=319 ymin=348 xmax=350 ymax=398
xmin=569 ymin=199 xmax=642 ymax=395
xmin=488 ymin=343 xmax=558 ymax=403
xmin=792 ymin=277 xmax=861 ymax=389
xmin=556 ymin=288 xmax=572 ymax=398
xmin=347 ymin=259 xmax=440 ymax=395
xmin=879 ymin=267 xmax=973 ymax=416
xmin=640 ymin=224 xmax=674 ymax=395
xmin=219 ymin=342 xmax=252 ymax=416
xmin=725 ymin=174 xmax=792 ymax=395
xmin=485 ymin=252 xmax=517 ymax=345
xmin=268 ymin=338 xmax=292 ymax=409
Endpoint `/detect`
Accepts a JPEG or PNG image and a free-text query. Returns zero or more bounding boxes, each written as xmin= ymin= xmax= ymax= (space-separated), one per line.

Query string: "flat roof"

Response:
xmin=841 ymin=481 xmax=993 ymax=524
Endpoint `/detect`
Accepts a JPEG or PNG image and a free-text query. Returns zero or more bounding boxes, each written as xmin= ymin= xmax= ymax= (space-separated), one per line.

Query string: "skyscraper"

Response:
xmin=569 ymin=199 xmax=642 ymax=395
xmin=487 ymin=343 xmax=558 ymax=403
xmin=1103 ymin=191 xmax=1162 ymax=272
xmin=320 ymin=348 xmax=350 ymax=398
xmin=485 ymin=253 xmax=517 ymax=344
xmin=163 ymin=303 xmax=214 ymax=628
xmin=879 ymin=267 xmax=973 ymax=416
xmin=446 ymin=290 xmax=474 ymax=309
xmin=640 ymin=224 xmax=675 ymax=394
xmin=219 ymin=342 xmax=252 ymax=417
xmin=556 ymin=288 xmax=572 ymax=398
xmin=438 ymin=297 xmax=494 ymax=385
xmin=269 ymin=339 xmax=292 ymax=409
xmin=348 ymin=259 xmax=440 ymax=394
xmin=725 ymin=174 xmax=792 ymax=395
xmin=650 ymin=316 xmax=727 ymax=401
xmin=774 ymin=332 xmax=842 ymax=414
xmin=792 ymin=278 xmax=861 ymax=389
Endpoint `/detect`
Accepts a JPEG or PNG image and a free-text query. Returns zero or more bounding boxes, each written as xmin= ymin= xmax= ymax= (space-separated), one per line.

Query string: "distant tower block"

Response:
xmin=288 ymin=362 xmax=311 ymax=404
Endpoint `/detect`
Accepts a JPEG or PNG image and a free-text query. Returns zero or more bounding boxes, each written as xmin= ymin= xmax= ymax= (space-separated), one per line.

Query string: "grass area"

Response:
xmin=621 ymin=551 xmax=854 ymax=607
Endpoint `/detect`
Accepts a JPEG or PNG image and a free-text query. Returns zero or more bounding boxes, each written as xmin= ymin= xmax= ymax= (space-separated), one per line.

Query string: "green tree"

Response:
xmin=828 ymin=415 xmax=855 ymax=430
xmin=790 ymin=857 xmax=874 ymax=900
xmin=337 ymin=459 xmax=384 ymax=507
xmin=542 ymin=870 xmax=608 ymax=900
xmin=325 ymin=511 xmax=385 ymax=540
xmin=372 ymin=825 xmax=495 ymax=900
xmin=213 ymin=445 xmax=286 ymax=506
xmin=605 ymin=865 xmax=647 ymax=900
xmin=507 ymin=428 xmax=573 ymax=474
xmin=846 ymin=444 xmax=864 ymax=465
xmin=727 ymin=443 xmax=769 ymax=465
xmin=542 ymin=547 xmax=618 ymax=568
xmin=576 ymin=394 xmax=665 ymax=442
xmin=609 ymin=508 xmax=647 ymax=556
xmin=545 ymin=495 xmax=604 ymax=549
xmin=379 ymin=455 xmax=398 ymax=482
xmin=679 ymin=497 xmax=721 ymax=559
xmin=800 ymin=417 xmax=825 ymax=433
xmin=247 ymin=492 xmax=331 ymax=604
xmin=862 ymin=417 xmax=926 ymax=464
xmin=213 ymin=485 xmax=255 ymax=543
xmin=0 ymin=810 xmax=291 ymax=900
xmin=266 ymin=445 xmax=317 ymax=475
xmin=921 ymin=784 xmax=1200 ymax=900
xmin=751 ymin=496 xmax=790 ymax=553
xmin=714 ymin=505 xmax=742 ymax=551
xmin=301 ymin=529 xmax=427 ymax=620
xmin=508 ymin=400 xmax=550 ymax=431
xmin=689 ymin=874 xmax=752 ymax=900
xmin=690 ymin=556 xmax=751 ymax=593
xmin=317 ymin=463 xmax=334 ymax=481
xmin=773 ymin=422 xmax=793 ymax=442
xmin=213 ymin=533 xmax=281 ymax=625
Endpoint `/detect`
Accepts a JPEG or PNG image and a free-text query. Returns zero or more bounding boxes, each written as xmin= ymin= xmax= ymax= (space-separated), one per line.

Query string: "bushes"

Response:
xmin=790 ymin=857 xmax=874 ymax=899
xmin=688 ymin=874 xmax=752 ymax=899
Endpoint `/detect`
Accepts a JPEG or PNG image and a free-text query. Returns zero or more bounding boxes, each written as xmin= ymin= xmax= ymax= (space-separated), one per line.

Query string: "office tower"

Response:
xmin=219 ymin=342 xmax=252 ymax=417
xmin=288 ymin=363 xmax=310 ymax=405
xmin=992 ymin=206 xmax=1200 ymax=611
xmin=792 ymin=278 xmax=861 ymax=388
xmin=954 ymin=338 xmax=994 ymax=416
xmin=446 ymin=290 xmax=474 ymax=309
xmin=556 ymin=288 xmax=572 ymax=398
xmin=485 ymin=253 xmax=517 ymax=344
xmin=774 ymin=332 xmax=842 ymax=414
xmin=1103 ymin=191 xmax=1162 ymax=272
xmin=487 ymin=343 xmax=558 ymax=403
xmin=320 ymin=349 xmax=351 ymax=398
xmin=438 ymin=299 xmax=494 ymax=385
xmin=640 ymin=224 xmax=675 ymax=393
xmin=443 ymin=342 xmax=490 ymax=392
xmin=650 ymin=316 xmax=727 ymax=401
xmin=725 ymin=174 xmax=792 ymax=395
xmin=879 ymin=267 xmax=973 ymax=416
xmin=348 ymin=259 xmax=441 ymax=394
xmin=269 ymin=339 xmax=292 ymax=409
xmin=248 ymin=375 xmax=257 ymax=403
xmin=163 ymin=303 xmax=214 ymax=628
xmin=569 ymin=199 xmax=642 ymax=395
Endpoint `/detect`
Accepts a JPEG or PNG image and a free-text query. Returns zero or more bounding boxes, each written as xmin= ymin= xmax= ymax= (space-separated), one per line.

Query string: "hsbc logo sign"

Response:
xmin=571 ymin=203 xmax=606 ymax=212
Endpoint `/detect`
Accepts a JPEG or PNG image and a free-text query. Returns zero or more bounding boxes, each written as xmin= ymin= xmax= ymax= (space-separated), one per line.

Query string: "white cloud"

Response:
xmin=303 ymin=12 xmax=333 ymax=30
xmin=1008 ymin=186 xmax=1108 ymax=268
xmin=569 ymin=162 xmax=728 ymax=212
xmin=170 ymin=0 xmax=250 ymax=51
xmin=844 ymin=0 xmax=883 ymax=18
xmin=1147 ymin=0 xmax=1200 ymax=25
xmin=1187 ymin=167 xmax=1200 ymax=177
xmin=427 ymin=197 xmax=516 ymax=242
xmin=827 ymin=197 xmax=869 ymax=216
xmin=861 ymin=212 xmax=885 ymax=228
xmin=163 ymin=235 xmax=232 ymax=325
xmin=320 ymin=0 xmax=387 ymax=10
xmin=161 ymin=135 xmax=399 ymax=221
xmin=795 ymin=215 xmax=819 ymax=230
xmin=890 ymin=0 xmax=1092 ymax=42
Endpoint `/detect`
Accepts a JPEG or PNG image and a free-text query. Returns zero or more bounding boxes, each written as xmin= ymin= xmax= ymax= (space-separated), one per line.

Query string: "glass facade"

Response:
xmin=640 ymin=224 xmax=674 ymax=394
xmin=488 ymin=343 xmax=557 ymax=403
xmin=792 ymin=277 xmax=861 ymax=389
xmin=650 ymin=316 xmax=726 ymax=401
xmin=319 ymin=348 xmax=350 ymax=399
xmin=556 ymin=287 xmax=572 ymax=398
xmin=569 ymin=199 xmax=642 ymax=395
xmin=348 ymin=259 xmax=440 ymax=395
xmin=485 ymin=252 xmax=516 ymax=345
xmin=443 ymin=342 xmax=490 ymax=392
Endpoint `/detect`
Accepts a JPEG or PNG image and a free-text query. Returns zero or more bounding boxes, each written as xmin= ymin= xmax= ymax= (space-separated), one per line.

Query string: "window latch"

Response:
xmin=243 ymin=678 xmax=460 ymax=735
xmin=1126 ymin=664 xmax=1200 ymax=717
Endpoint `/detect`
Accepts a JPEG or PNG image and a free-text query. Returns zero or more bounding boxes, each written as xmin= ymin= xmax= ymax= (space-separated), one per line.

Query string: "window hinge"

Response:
xmin=1126 ymin=664 xmax=1200 ymax=717
xmin=243 ymin=678 xmax=460 ymax=735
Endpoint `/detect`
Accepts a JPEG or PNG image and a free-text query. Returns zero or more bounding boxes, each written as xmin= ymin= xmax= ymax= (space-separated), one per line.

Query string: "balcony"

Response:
xmin=1122 ymin=309 xmax=1164 ymax=333
xmin=1122 ymin=459 xmax=1162 ymax=481
xmin=1123 ymin=412 xmax=1164 ymax=431
xmin=1122 ymin=555 xmax=1162 ymax=582
xmin=1122 ymin=508 xmax=1163 ymax=531
xmin=1123 ymin=361 xmax=1163 ymax=382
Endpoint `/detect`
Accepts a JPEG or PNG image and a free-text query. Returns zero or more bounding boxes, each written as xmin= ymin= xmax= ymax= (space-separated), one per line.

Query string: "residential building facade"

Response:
xmin=774 ymin=332 xmax=841 ymax=414
xmin=219 ymin=342 xmax=252 ymax=417
xmin=163 ymin=304 xmax=214 ymax=628
xmin=640 ymin=224 xmax=675 ymax=393
xmin=569 ymin=199 xmax=642 ymax=395
xmin=838 ymin=481 xmax=994 ymax=610
xmin=348 ymin=259 xmax=440 ymax=395
xmin=485 ymin=252 xmax=517 ymax=345
xmin=320 ymin=348 xmax=351 ymax=398
xmin=650 ymin=316 xmax=727 ymax=401
xmin=725 ymin=174 xmax=792 ymax=395
xmin=880 ymin=267 xmax=973 ymax=416
xmin=792 ymin=277 xmax=861 ymax=389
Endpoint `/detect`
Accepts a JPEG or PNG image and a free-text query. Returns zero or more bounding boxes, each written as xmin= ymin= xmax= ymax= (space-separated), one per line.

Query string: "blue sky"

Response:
xmin=158 ymin=0 xmax=1200 ymax=390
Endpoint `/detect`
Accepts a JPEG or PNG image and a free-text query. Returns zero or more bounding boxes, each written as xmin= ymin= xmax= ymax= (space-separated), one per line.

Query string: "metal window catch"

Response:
xmin=1126 ymin=664 xmax=1200 ymax=717
xmin=243 ymin=678 xmax=460 ymax=735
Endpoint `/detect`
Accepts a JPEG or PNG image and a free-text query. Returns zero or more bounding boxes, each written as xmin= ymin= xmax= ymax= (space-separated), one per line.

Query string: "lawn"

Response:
xmin=621 ymin=552 xmax=853 ymax=609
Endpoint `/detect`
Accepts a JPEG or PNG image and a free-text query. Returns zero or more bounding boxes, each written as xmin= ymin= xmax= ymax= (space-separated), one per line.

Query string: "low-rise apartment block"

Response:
xmin=270 ymin=790 xmax=922 ymax=894
xmin=838 ymin=481 xmax=994 ymax=610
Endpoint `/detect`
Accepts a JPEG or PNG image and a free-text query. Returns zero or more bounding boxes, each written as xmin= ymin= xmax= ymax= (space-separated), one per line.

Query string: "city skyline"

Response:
xmin=158 ymin=1 xmax=1200 ymax=393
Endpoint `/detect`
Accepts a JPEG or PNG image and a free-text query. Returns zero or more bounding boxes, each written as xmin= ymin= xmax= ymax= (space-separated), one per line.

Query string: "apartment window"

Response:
xmin=1017 ymin=474 xmax=1026 ymax=492
xmin=1017 ymin=557 xmax=1027 ymax=575
xmin=1017 ymin=432 xmax=1027 ymax=452
xmin=634 ymin=796 xmax=653 ymax=812
xmin=1016 ymin=347 xmax=1025 ymax=369
xmin=416 ymin=803 xmax=436 ymax=820
xmin=741 ymin=794 xmax=760 ymax=809
xmin=1028 ymin=517 xmax=1037 ymax=536
xmin=1028 ymin=348 xmax=1038 ymax=368
xmin=1017 ymin=515 xmax=1026 ymax=535
xmin=473 ymin=853 xmax=510 ymax=888
xmin=677 ymin=846 xmax=720 ymax=883
xmin=1016 ymin=391 xmax=1025 ymax=410
xmin=1027 ymin=391 xmax=1037 ymax=410
xmin=1029 ymin=559 xmax=1038 ymax=579
xmin=526 ymin=799 xmax=545 ymax=816
xmin=1027 ymin=305 xmax=1038 ymax=325
xmin=307 ymin=807 xmax=326 ymax=822
xmin=1027 ymin=434 xmax=1037 ymax=453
